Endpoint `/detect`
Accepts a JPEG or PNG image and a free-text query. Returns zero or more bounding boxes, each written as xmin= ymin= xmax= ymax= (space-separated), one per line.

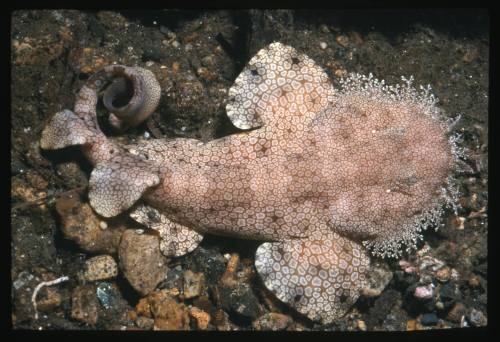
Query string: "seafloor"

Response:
xmin=11 ymin=9 xmax=488 ymax=330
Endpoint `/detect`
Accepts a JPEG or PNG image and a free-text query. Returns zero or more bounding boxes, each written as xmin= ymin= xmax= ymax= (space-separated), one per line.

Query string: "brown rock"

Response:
xmin=148 ymin=290 xmax=190 ymax=330
xmin=136 ymin=316 xmax=155 ymax=330
xmin=447 ymin=302 xmax=467 ymax=323
xmin=183 ymin=270 xmax=205 ymax=299
xmin=11 ymin=177 xmax=46 ymax=204
xmin=468 ymin=275 xmax=481 ymax=288
xmin=406 ymin=319 xmax=418 ymax=331
xmin=252 ymin=312 xmax=292 ymax=331
xmin=469 ymin=308 xmax=487 ymax=327
xmin=71 ymin=284 xmax=98 ymax=325
xmin=357 ymin=319 xmax=367 ymax=331
xmin=435 ymin=266 xmax=451 ymax=282
xmin=56 ymin=193 xmax=126 ymax=254
xmin=189 ymin=307 xmax=210 ymax=330
xmin=83 ymin=255 xmax=118 ymax=281
xmin=212 ymin=308 xmax=232 ymax=331
xmin=127 ymin=309 xmax=137 ymax=321
xmin=135 ymin=297 xmax=152 ymax=318
xmin=119 ymin=230 xmax=168 ymax=296
xmin=25 ymin=170 xmax=48 ymax=190
xmin=220 ymin=253 xmax=239 ymax=287
xmin=193 ymin=295 xmax=213 ymax=314
xmin=36 ymin=287 xmax=62 ymax=312
xmin=336 ymin=35 xmax=350 ymax=47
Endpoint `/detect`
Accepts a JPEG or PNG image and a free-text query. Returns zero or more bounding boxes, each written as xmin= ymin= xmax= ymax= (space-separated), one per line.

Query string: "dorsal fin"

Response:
xmin=226 ymin=42 xmax=336 ymax=131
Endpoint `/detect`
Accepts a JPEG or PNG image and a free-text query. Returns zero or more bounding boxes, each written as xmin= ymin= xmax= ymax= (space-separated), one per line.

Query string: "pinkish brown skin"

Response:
xmin=40 ymin=42 xmax=459 ymax=324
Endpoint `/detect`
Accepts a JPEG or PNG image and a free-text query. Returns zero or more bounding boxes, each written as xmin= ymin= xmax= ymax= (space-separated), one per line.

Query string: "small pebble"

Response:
xmin=414 ymin=284 xmax=435 ymax=300
xmin=336 ymin=35 xmax=349 ymax=47
xmin=435 ymin=266 xmax=451 ymax=282
xmin=320 ymin=24 xmax=330 ymax=33
xmin=360 ymin=263 xmax=393 ymax=297
xmin=136 ymin=316 xmax=155 ymax=330
xmin=406 ymin=319 xmax=418 ymax=331
xmin=83 ymin=255 xmax=117 ymax=281
xmin=96 ymin=281 xmax=120 ymax=309
xmin=420 ymin=313 xmax=438 ymax=326
xmin=357 ymin=319 xmax=367 ymax=331
xmin=468 ymin=275 xmax=481 ymax=288
xmin=319 ymin=42 xmax=327 ymax=50
xmin=36 ymin=287 xmax=62 ymax=311
xmin=452 ymin=216 xmax=466 ymax=230
xmin=469 ymin=308 xmax=487 ymax=327
xmin=446 ymin=302 xmax=466 ymax=323
xmin=119 ymin=230 xmax=168 ymax=296
xmin=99 ymin=221 xmax=108 ymax=230
xmin=71 ymin=284 xmax=98 ymax=325
xmin=148 ymin=290 xmax=190 ymax=330
xmin=183 ymin=270 xmax=205 ymax=299
xmin=252 ymin=312 xmax=292 ymax=331
xmin=189 ymin=307 xmax=210 ymax=330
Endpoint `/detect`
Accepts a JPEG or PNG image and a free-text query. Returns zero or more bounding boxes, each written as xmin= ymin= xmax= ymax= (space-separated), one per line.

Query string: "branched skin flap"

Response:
xmin=40 ymin=42 xmax=460 ymax=324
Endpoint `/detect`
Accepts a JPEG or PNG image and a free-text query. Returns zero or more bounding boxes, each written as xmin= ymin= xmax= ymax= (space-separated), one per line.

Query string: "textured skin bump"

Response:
xmin=255 ymin=230 xmax=370 ymax=324
xmin=40 ymin=42 xmax=459 ymax=324
xmin=130 ymin=204 xmax=203 ymax=257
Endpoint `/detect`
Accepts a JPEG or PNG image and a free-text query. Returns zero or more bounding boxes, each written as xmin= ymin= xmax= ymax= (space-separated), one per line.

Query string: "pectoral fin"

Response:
xmin=255 ymin=230 xmax=369 ymax=324
xmin=88 ymin=156 xmax=160 ymax=218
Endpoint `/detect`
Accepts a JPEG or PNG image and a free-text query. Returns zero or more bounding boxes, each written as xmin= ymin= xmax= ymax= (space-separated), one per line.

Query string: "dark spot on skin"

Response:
xmin=339 ymin=292 xmax=349 ymax=303
xmin=147 ymin=209 xmax=160 ymax=223
xmin=291 ymin=57 xmax=300 ymax=65
xmin=109 ymin=149 xmax=114 ymax=154
xmin=271 ymin=214 xmax=279 ymax=222
xmin=250 ymin=69 xmax=259 ymax=76
xmin=404 ymin=175 xmax=418 ymax=186
xmin=341 ymin=244 xmax=350 ymax=255
xmin=294 ymin=294 xmax=302 ymax=302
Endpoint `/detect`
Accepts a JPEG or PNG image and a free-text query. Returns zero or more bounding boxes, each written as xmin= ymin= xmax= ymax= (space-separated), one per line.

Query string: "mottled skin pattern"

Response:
xmin=41 ymin=42 xmax=457 ymax=324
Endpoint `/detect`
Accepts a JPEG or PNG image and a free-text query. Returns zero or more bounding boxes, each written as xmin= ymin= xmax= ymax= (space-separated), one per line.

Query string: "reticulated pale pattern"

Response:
xmin=40 ymin=42 xmax=460 ymax=324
